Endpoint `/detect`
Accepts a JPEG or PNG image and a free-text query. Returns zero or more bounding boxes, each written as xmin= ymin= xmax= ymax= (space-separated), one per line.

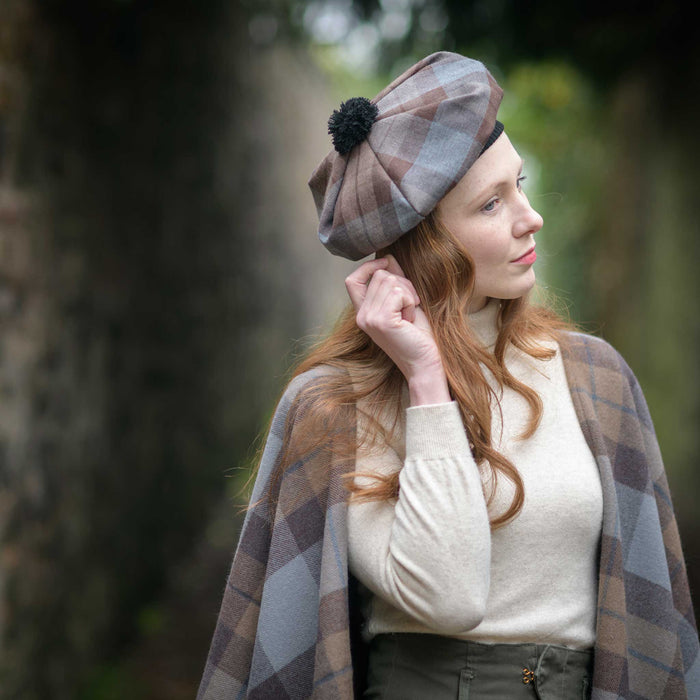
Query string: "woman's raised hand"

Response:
xmin=345 ymin=255 xmax=451 ymax=406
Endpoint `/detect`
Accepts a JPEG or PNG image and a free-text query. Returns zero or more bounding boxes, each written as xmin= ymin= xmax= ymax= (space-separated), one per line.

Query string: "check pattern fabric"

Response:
xmin=561 ymin=333 xmax=699 ymax=698
xmin=198 ymin=335 xmax=699 ymax=699
xmin=308 ymin=52 xmax=502 ymax=260
xmin=197 ymin=368 xmax=357 ymax=699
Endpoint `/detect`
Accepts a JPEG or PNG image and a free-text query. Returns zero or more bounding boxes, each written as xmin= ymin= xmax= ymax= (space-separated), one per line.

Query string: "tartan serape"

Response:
xmin=561 ymin=333 xmax=699 ymax=698
xmin=198 ymin=335 xmax=699 ymax=699
xmin=198 ymin=367 xmax=356 ymax=699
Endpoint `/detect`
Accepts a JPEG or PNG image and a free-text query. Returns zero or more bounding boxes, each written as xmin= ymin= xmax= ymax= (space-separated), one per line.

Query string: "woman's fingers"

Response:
xmin=383 ymin=255 xmax=420 ymax=307
xmin=402 ymin=295 xmax=416 ymax=323
xmin=361 ymin=270 xmax=416 ymax=325
xmin=344 ymin=257 xmax=389 ymax=310
xmin=345 ymin=256 xmax=445 ymax=398
xmin=357 ymin=276 xmax=415 ymax=332
xmin=345 ymin=255 xmax=420 ymax=312
xmin=382 ymin=254 xmax=407 ymax=280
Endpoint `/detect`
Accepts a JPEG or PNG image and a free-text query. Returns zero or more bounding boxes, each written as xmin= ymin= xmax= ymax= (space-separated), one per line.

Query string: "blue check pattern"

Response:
xmin=198 ymin=335 xmax=699 ymax=699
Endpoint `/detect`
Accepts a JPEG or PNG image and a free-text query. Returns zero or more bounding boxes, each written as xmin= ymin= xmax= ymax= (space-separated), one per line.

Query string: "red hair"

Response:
xmin=261 ymin=212 xmax=574 ymax=528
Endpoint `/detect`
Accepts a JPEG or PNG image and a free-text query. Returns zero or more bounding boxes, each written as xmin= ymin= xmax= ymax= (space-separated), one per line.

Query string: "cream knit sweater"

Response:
xmin=347 ymin=300 xmax=603 ymax=649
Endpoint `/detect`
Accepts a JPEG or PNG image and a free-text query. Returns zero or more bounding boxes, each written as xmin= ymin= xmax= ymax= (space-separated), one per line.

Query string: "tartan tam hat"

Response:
xmin=308 ymin=52 xmax=503 ymax=260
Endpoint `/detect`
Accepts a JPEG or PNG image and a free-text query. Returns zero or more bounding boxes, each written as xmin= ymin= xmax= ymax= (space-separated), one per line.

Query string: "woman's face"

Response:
xmin=436 ymin=133 xmax=543 ymax=313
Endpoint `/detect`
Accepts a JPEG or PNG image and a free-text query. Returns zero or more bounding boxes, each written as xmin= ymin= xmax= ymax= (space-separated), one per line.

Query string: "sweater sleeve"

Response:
xmin=347 ymin=401 xmax=491 ymax=633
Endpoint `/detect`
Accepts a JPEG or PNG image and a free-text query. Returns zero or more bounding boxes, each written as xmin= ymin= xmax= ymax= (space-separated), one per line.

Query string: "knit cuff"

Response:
xmin=405 ymin=402 xmax=472 ymax=460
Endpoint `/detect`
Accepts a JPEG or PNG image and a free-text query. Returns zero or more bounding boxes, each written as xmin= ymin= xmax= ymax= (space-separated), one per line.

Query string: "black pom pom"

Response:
xmin=327 ymin=97 xmax=379 ymax=155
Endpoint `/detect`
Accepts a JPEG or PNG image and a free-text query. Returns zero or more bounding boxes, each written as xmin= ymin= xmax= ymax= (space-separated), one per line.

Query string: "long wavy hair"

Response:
xmin=261 ymin=212 xmax=574 ymax=528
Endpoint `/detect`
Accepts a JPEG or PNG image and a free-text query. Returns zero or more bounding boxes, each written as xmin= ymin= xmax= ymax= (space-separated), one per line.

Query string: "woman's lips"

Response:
xmin=511 ymin=246 xmax=536 ymax=264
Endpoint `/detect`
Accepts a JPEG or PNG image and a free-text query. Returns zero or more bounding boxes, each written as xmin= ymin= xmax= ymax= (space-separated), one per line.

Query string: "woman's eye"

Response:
xmin=517 ymin=175 xmax=527 ymax=189
xmin=483 ymin=198 xmax=499 ymax=212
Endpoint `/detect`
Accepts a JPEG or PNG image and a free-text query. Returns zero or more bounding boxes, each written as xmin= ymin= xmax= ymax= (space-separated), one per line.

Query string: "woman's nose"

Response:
xmin=514 ymin=197 xmax=543 ymax=238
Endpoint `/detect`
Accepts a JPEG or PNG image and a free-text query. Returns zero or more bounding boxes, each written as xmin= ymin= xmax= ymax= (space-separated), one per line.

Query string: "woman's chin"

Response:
xmin=513 ymin=270 xmax=537 ymax=298
xmin=490 ymin=279 xmax=537 ymax=303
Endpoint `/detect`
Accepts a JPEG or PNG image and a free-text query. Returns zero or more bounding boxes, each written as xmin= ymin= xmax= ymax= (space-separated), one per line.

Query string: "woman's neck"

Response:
xmin=466 ymin=295 xmax=488 ymax=314
xmin=467 ymin=297 xmax=499 ymax=348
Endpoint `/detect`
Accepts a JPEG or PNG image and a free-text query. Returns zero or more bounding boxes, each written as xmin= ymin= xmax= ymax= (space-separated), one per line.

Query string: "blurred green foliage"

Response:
xmin=498 ymin=60 xmax=606 ymax=324
xmin=78 ymin=665 xmax=145 ymax=700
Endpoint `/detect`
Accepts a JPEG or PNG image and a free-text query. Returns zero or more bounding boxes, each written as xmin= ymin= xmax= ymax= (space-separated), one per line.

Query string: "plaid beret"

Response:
xmin=308 ymin=52 xmax=503 ymax=260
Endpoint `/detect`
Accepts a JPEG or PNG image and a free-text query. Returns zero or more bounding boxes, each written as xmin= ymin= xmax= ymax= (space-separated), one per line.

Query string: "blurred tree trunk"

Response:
xmin=112 ymin=45 xmax=351 ymax=700
xmin=0 ymin=1 xmax=332 ymax=697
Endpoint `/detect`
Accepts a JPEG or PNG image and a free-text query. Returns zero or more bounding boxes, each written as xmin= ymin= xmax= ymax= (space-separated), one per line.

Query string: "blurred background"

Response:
xmin=0 ymin=0 xmax=698 ymax=697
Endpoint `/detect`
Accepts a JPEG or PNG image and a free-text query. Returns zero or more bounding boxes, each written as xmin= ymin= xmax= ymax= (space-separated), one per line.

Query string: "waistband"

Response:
xmin=365 ymin=633 xmax=593 ymax=700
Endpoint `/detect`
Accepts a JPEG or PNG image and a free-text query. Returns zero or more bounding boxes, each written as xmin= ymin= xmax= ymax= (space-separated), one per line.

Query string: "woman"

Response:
xmin=198 ymin=53 xmax=699 ymax=700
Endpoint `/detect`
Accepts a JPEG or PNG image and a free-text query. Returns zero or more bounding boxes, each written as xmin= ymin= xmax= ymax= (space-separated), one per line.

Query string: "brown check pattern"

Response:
xmin=197 ymin=368 xmax=357 ymax=699
xmin=197 ymin=336 xmax=699 ymax=699
xmin=561 ymin=333 xmax=699 ymax=698
xmin=308 ymin=52 xmax=502 ymax=260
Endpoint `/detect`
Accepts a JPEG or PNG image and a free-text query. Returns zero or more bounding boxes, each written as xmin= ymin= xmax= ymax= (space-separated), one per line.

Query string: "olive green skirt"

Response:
xmin=364 ymin=633 xmax=593 ymax=700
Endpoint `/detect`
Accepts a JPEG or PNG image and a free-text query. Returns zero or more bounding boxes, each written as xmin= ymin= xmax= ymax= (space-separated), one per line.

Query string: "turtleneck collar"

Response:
xmin=467 ymin=298 xmax=500 ymax=348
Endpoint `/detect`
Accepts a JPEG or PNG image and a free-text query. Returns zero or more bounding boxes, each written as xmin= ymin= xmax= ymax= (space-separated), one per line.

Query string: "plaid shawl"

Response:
xmin=198 ymin=335 xmax=699 ymax=699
